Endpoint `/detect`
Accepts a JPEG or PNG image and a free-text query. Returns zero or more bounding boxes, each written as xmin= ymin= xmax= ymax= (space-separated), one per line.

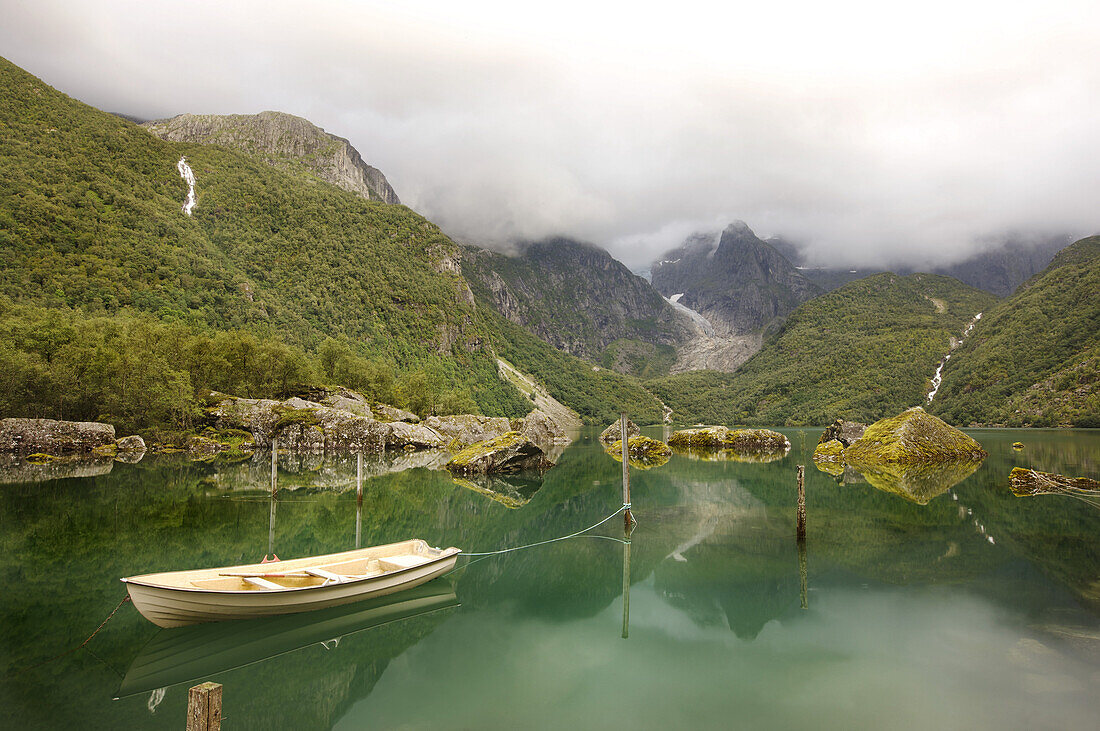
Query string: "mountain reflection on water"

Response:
xmin=1 ymin=429 xmax=1098 ymax=729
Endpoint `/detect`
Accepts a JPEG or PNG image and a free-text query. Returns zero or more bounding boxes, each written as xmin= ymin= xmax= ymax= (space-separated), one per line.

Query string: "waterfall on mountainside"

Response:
xmin=927 ymin=313 xmax=982 ymax=403
xmin=176 ymin=156 xmax=197 ymax=215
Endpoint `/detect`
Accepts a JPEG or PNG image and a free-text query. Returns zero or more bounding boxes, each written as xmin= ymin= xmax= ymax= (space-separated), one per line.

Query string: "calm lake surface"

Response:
xmin=2 ymin=428 xmax=1098 ymax=730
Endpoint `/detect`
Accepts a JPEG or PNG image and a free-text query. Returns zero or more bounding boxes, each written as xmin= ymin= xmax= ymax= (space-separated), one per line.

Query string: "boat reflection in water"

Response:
xmin=116 ymin=581 xmax=459 ymax=699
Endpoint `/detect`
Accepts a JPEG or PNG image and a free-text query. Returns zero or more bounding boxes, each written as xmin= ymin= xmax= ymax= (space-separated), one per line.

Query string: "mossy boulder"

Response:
xmin=446 ymin=432 xmax=554 ymax=475
xmin=606 ymin=436 xmax=672 ymax=470
xmin=600 ymin=419 xmax=640 ymax=444
xmin=668 ymin=426 xmax=790 ymax=455
xmin=115 ymin=435 xmax=147 ymax=452
xmin=812 ymin=439 xmax=845 ymax=463
xmin=844 ymin=407 xmax=986 ymax=465
xmin=817 ymin=419 xmax=866 ymax=447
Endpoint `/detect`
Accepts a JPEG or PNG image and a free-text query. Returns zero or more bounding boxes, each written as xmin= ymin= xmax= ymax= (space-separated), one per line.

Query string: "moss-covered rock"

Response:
xmin=599 ymin=418 xmax=640 ymax=444
xmin=0 ymin=418 xmax=116 ymax=454
xmin=812 ymin=438 xmax=845 ymax=463
xmin=445 ymin=431 xmax=554 ymax=475
xmin=668 ymin=426 xmax=790 ymax=455
xmin=606 ymin=436 xmax=672 ymax=470
xmin=844 ymin=407 xmax=986 ymax=465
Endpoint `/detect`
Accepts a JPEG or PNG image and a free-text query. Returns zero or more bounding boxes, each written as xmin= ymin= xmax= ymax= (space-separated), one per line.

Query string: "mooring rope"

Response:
xmin=22 ymin=595 xmax=131 ymax=672
xmin=458 ymin=504 xmax=630 ymax=556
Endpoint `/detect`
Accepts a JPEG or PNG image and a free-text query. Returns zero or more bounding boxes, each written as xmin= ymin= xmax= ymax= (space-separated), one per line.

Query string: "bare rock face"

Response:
xmin=0 ymin=418 xmax=116 ymax=454
xmin=516 ymin=409 xmax=567 ymax=444
xmin=446 ymin=432 xmax=554 ymax=475
xmin=115 ymin=435 xmax=147 ymax=452
xmin=143 ymin=111 xmax=400 ymax=204
xmin=386 ymin=421 xmax=446 ymax=450
xmin=374 ymin=404 xmax=420 ymax=423
xmin=600 ymin=419 xmax=640 ymax=444
xmin=425 ymin=414 xmax=512 ymax=448
xmin=818 ymin=419 xmax=867 ymax=447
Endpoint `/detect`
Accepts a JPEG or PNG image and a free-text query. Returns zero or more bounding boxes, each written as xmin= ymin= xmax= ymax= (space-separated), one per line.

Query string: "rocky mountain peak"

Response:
xmin=143 ymin=111 xmax=400 ymax=204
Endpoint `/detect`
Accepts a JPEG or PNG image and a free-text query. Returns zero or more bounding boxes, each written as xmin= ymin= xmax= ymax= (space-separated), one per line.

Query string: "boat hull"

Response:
xmin=124 ymin=548 xmax=459 ymax=628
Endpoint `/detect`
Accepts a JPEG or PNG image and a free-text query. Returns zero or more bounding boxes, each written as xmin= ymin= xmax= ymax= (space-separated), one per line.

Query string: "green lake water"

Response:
xmin=1 ymin=428 xmax=1098 ymax=729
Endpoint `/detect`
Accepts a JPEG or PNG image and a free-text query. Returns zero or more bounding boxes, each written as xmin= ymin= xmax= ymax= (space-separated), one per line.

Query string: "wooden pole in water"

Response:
xmin=270 ymin=436 xmax=278 ymax=498
xmin=798 ymin=537 xmax=808 ymax=610
xmin=796 ymin=464 xmax=806 ymax=541
xmin=186 ymin=682 xmax=222 ymax=731
xmin=620 ymin=412 xmax=634 ymax=528
xmin=621 ymin=525 xmax=632 ymax=639
xmin=356 ymin=452 xmax=363 ymax=549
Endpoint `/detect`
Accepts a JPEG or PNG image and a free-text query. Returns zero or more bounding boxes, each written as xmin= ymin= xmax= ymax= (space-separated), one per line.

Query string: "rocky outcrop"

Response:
xmin=0 ymin=418 xmax=116 ymax=454
xmin=516 ymin=409 xmax=567 ymax=444
xmin=424 ymin=414 xmax=512 ymax=449
xmin=600 ymin=418 xmax=640 ymax=444
xmin=206 ymin=392 xmax=441 ymax=453
xmin=668 ymin=426 xmax=790 ymax=454
xmin=373 ymin=404 xmax=420 ymax=423
xmin=651 ymin=222 xmax=821 ymax=337
xmin=606 ymin=436 xmax=672 ymax=470
xmin=818 ymin=419 xmax=866 ymax=447
xmin=143 ymin=111 xmax=400 ymax=204
xmin=844 ymin=407 xmax=986 ymax=464
xmin=446 ymin=432 xmax=554 ymax=475
xmin=462 ymin=239 xmax=693 ymax=376
xmin=116 ymin=435 xmax=147 ymax=452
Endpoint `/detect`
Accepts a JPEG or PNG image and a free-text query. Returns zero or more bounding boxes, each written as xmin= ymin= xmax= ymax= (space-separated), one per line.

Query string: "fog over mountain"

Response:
xmin=2 ymin=0 xmax=1098 ymax=270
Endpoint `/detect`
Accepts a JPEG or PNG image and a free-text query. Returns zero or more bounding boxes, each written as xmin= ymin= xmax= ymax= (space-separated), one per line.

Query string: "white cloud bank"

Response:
xmin=1 ymin=0 xmax=1098 ymax=268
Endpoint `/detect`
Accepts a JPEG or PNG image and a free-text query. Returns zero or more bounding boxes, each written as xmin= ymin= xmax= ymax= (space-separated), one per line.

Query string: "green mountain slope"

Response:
xmin=648 ymin=273 xmax=996 ymax=425
xmin=0 ymin=57 xmax=533 ymax=423
xmin=930 ymin=236 xmax=1100 ymax=427
xmin=462 ymin=239 xmax=689 ymax=378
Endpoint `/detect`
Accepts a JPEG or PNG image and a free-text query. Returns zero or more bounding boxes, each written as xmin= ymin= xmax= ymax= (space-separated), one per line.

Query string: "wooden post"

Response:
xmin=620 ymin=413 xmax=633 ymax=528
xmin=270 ymin=436 xmax=278 ymax=498
xmin=621 ymin=527 xmax=632 ymax=639
xmin=186 ymin=682 xmax=222 ymax=731
xmin=796 ymin=464 xmax=806 ymax=541
xmin=798 ymin=537 xmax=808 ymax=610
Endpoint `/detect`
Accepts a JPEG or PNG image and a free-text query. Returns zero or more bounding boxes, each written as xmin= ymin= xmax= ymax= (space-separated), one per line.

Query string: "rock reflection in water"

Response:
xmin=671 ymin=445 xmax=788 ymax=464
xmin=847 ymin=459 xmax=984 ymax=504
xmin=0 ymin=453 xmax=115 ymax=484
xmin=450 ymin=472 xmax=544 ymax=508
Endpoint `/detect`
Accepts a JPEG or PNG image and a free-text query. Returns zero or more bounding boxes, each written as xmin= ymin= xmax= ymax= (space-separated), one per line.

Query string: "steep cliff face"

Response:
xmin=463 ymin=238 xmax=692 ymax=377
xmin=143 ymin=111 xmax=400 ymax=204
xmin=651 ymin=221 xmax=821 ymax=336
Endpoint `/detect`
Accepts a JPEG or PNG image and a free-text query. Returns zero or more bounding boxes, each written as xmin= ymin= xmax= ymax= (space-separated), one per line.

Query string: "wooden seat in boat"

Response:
xmin=244 ymin=577 xmax=283 ymax=591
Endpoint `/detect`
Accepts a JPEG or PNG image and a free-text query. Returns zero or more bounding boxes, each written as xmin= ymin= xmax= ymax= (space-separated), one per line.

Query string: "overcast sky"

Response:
xmin=3 ymin=0 xmax=1098 ymax=269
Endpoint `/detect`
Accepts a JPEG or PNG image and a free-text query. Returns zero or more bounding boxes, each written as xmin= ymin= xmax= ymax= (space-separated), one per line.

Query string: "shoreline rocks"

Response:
xmin=0 ymin=418 xmax=116 ymax=455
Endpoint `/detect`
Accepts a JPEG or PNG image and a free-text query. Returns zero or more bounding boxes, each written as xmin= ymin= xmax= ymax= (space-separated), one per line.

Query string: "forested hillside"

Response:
xmin=648 ymin=273 xmax=996 ymax=425
xmin=930 ymin=236 xmax=1100 ymax=427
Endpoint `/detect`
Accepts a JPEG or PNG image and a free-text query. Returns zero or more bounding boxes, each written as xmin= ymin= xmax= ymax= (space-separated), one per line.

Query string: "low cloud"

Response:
xmin=2 ymin=0 xmax=1097 ymax=269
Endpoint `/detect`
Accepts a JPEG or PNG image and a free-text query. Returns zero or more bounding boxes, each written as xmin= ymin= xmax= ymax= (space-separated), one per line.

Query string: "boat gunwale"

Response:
xmin=120 ymin=545 xmax=461 ymax=595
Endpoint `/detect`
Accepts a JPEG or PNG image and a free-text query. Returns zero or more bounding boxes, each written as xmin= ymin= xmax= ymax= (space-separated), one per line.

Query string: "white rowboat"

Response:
xmin=121 ymin=539 xmax=461 ymax=628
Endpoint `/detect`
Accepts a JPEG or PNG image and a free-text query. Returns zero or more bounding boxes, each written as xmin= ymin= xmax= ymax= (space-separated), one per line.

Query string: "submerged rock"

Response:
xmin=606 ymin=436 xmax=672 ymax=470
xmin=1010 ymin=467 xmax=1100 ymax=497
xmin=844 ymin=407 xmax=986 ymax=464
xmin=668 ymin=426 xmax=790 ymax=455
xmin=600 ymin=418 xmax=640 ymax=444
xmin=446 ymin=432 xmax=554 ymax=475
xmin=451 ymin=472 xmax=545 ymax=508
xmin=0 ymin=418 xmax=116 ymax=455
xmin=818 ymin=419 xmax=866 ymax=447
